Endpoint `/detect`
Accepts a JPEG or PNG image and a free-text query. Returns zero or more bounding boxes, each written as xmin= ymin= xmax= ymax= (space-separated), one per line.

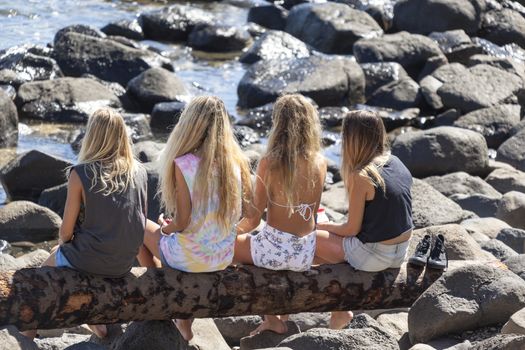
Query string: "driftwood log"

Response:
xmin=0 ymin=261 xmax=472 ymax=330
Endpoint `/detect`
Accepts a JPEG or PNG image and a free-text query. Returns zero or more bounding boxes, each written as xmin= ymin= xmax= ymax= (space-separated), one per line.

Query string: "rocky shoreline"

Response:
xmin=1 ymin=0 xmax=525 ymax=349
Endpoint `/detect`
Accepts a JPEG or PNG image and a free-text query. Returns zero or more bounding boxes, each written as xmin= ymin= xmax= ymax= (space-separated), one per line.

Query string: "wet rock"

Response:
xmin=188 ymin=24 xmax=251 ymax=52
xmin=122 ymin=113 xmax=152 ymax=143
xmin=318 ymin=106 xmax=348 ymax=128
xmin=408 ymin=263 xmax=525 ymax=343
xmin=357 ymin=105 xmax=420 ymax=131
xmin=481 ymin=9 xmax=525 ymax=49
xmin=285 ymin=3 xmax=383 ymax=54
xmin=392 ymin=126 xmax=489 ymax=177
xmin=433 ymin=108 xmax=461 ymax=126
xmin=236 ymin=103 xmax=273 ymax=132
xmin=428 ymin=30 xmax=483 ymax=65
xmin=367 ymin=77 xmax=422 ymax=110
xmin=53 ymin=32 xmax=171 ymax=86
xmin=0 ymin=150 xmax=71 ymax=201
xmin=486 ymin=167 xmax=525 ymax=193
xmin=497 ymin=129 xmax=525 ymax=172
xmin=469 ymin=334 xmax=525 ymax=349
xmin=240 ymin=321 xmax=300 ymax=350
xmin=497 ymin=228 xmax=525 ymax=254
xmin=54 ymin=24 xmax=106 ymax=45
xmin=16 ymin=77 xmax=121 ymax=122
xmin=248 ymin=4 xmax=288 ymax=30
xmin=496 ymin=191 xmax=525 ymax=229
xmin=139 ymin=5 xmax=214 ymax=42
xmin=234 ymin=125 xmax=260 ymax=148
xmin=354 ymin=31 xmax=442 ymax=78
xmin=126 ymin=67 xmax=187 ymax=113
xmin=237 ymin=55 xmax=365 ymax=108
xmin=0 ymin=201 xmax=61 ymax=242
xmin=451 ymin=193 xmax=500 ymax=218
xmin=343 ymin=0 xmax=397 ymax=32
xmin=437 ymin=64 xmax=524 ymax=113
xmin=0 ymin=249 xmax=50 ymax=272
xmin=424 ymin=171 xmax=501 ymax=198
xmin=239 ymin=30 xmax=310 ymax=65
xmin=133 ymin=141 xmax=164 ymax=163
xmin=0 ymin=326 xmax=38 ymax=350
xmin=481 ymin=239 xmax=519 ymax=261
xmin=150 ymin=101 xmax=185 ymax=131
xmin=0 ymin=89 xmax=18 ymax=147
xmin=393 ymin=0 xmax=486 ymax=35
xmin=453 ymin=104 xmax=521 ymax=148
xmin=502 ymin=306 xmax=525 ymax=335
xmin=505 ymin=254 xmax=525 ymax=280
xmin=360 ymin=62 xmax=409 ymax=98
xmin=214 ymin=316 xmax=262 ymax=346
xmin=0 ymin=69 xmax=23 ymax=89
xmin=412 ymin=179 xmax=471 ymax=228
xmin=461 ymin=217 xmax=511 ymax=239
xmin=408 ymin=224 xmax=493 ymax=261
xmin=38 ymin=183 xmax=68 ymax=217
xmin=0 ymin=47 xmax=62 ymax=83
xmin=101 ymin=19 xmax=144 ymax=41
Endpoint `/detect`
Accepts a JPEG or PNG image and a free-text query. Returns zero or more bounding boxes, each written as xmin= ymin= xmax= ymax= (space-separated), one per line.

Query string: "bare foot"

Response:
xmin=329 ymin=311 xmax=353 ymax=329
xmin=250 ymin=316 xmax=288 ymax=336
xmin=88 ymin=324 xmax=107 ymax=338
xmin=173 ymin=319 xmax=194 ymax=341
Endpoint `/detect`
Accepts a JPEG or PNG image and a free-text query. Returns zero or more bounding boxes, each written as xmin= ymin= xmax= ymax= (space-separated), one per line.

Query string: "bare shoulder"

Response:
xmin=68 ymin=168 xmax=81 ymax=186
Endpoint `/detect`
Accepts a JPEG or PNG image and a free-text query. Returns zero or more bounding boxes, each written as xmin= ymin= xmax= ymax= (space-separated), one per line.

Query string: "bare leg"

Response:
xmin=233 ymin=233 xmax=254 ymax=265
xmin=330 ymin=311 xmax=353 ymax=329
xmin=137 ymin=219 xmax=163 ymax=268
xmin=174 ymin=319 xmax=194 ymax=341
xmin=250 ymin=315 xmax=288 ymax=336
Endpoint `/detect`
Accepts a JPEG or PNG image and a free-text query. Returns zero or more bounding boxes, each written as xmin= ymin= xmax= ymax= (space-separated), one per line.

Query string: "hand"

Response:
xmin=316 ymin=221 xmax=333 ymax=231
xmin=157 ymin=214 xmax=172 ymax=226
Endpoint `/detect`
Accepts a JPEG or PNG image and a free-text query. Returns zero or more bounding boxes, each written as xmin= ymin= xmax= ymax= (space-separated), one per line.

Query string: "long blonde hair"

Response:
xmin=341 ymin=110 xmax=388 ymax=193
xmin=264 ymin=94 xmax=322 ymax=212
xmin=158 ymin=96 xmax=252 ymax=231
xmin=77 ymin=108 xmax=136 ymax=196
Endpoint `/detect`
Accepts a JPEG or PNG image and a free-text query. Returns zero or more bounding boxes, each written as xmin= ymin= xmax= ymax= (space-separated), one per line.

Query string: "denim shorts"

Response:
xmin=343 ymin=237 xmax=409 ymax=272
xmin=55 ymin=247 xmax=75 ymax=269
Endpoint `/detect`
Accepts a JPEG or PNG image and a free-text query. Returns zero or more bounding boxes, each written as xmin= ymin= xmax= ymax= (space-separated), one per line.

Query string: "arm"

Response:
xmin=161 ymin=163 xmax=191 ymax=233
xmin=236 ymin=158 xmax=269 ymax=234
xmin=59 ymin=169 xmax=83 ymax=245
xmin=317 ymin=173 xmax=370 ymax=237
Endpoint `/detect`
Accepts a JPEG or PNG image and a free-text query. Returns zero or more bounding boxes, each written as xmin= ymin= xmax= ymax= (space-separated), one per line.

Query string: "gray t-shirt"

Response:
xmin=61 ymin=162 xmax=147 ymax=277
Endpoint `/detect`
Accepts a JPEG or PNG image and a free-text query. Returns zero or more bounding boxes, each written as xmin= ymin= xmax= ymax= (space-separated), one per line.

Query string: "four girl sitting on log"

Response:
xmin=25 ymin=93 xmax=413 ymax=341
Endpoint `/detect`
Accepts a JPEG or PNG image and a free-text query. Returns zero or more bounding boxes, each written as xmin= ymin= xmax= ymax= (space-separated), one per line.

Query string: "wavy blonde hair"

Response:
xmin=264 ymin=94 xmax=322 ymax=213
xmin=77 ymin=108 xmax=136 ymax=196
xmin=341 ymin=110 xmax=388 ymax=194
xmin=158 ymin=96 xmax=252 ymax=231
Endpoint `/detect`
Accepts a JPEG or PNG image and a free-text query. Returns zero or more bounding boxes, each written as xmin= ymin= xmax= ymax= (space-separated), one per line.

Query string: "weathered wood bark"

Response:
xmin=0 ymin=261 xmax=472 ymax=330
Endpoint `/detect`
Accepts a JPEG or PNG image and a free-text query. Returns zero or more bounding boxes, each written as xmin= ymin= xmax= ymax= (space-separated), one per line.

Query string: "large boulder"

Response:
xmin=0 ymin=89 xmax=18 ymax=147
xmin=0 ymin=326 xmax=38 ymax=350
xmin=353 ymin=31 xmax=442 ymax=78
xmin=408 ymin=224 xmax=493 ymax=261
xmin=0 ymin=249 xmax=50 ymax=272
xmin=502 ymin=307 xmax=525 ymax=335
xmin=481 ymin=239 xmax=519 ymax=261
xmin=285 ymin=3 xmax=383 ymax=54
xmin=469 ymin=334 xmax=525 ymax=350
xmin=496 ymin=191 xmax=525 ymax=230
xmin=453 ymin=104 xmax=521 ymax=149
xmin=53 ymin=24 xmax=106 ymax=44
xmin=497 ymin=129 xmax=525 ymax=172
xmin=429 ymin=30 xmax=483 ymax=65
xmin=126 ymin=68 xmax=188 ymax=112
xmin=481 ymin=9 xmax=525 ymax=49
xmin=101 ymin=19 xmax=145 ymax=41
xmin=392 ymin=126 xmax=489 ymax=177
xmin=248 ymin=4 xmax=288 ymax=31
xmin=15 ymin=77 xmax=121 ymax=122
xmin=424 ymin=172 xmax=500 ymax=198
xmin=367 ymin=77 xmax=423 ymax=110
xmin=360 ymin=62 xmax=409 ymax=99
xmin=437 ymin=64 xmax=524 ymax=113
xmin=213 ymin=316 xmax=262 ymax=346
xmin=38 ymin=182 xmax=67 ymax=217
xmin=486 ymin=167 xmax=525 ymax=194
xmin=375 ymin=312 xmax=408 ymax=340
xmin=408 ymin=264 xmax=525 ymax=343
xmin=133 ymin=141 xmax=164 ymax=163
xmin=237 ymin=55 xmax=365 ymax=108
xmin=0 ymin=201 xmax=61 ymax=242
xmin=139 ymin=5 xmax=213 ymax=42
xmin=188 ymin=24 xmax=251 ymax=52
xmin=53 ymin=32 xmax=171 ymax=86
xmin=0 ymin=150 xmax=72 ymax=201
xmin=321 ymin=182 xmax=348 ymax=215
xmin=150 ymin=101 xmax=185 ymax=131
xmin=393 ymin=0 xmax=486 ymax=35
xmin=239 ymin=30 xmax=310 ymax=65
xmin=451 ymin=193 xmax=500 ymax=218
xmin=411 ymin=179 xmax=471 ymax=229
xmin=0 ymin=47 xmax=63 ymax=83
xmin=461 ymin=217 xmax=511 ymax=239
xmin=505 ymin=254 xmax=525 ymax=281
xmin=497 ymin=228 xmax=525 ymax=254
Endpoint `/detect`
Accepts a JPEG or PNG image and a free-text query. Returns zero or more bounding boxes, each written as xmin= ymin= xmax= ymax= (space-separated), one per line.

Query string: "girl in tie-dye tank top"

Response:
xmin=137 ymin=96 xmax=252 ymax=341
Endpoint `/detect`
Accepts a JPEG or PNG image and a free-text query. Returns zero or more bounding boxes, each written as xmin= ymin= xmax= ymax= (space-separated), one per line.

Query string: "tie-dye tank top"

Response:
xmin=159 ymin=153 xmax=242 ymax=272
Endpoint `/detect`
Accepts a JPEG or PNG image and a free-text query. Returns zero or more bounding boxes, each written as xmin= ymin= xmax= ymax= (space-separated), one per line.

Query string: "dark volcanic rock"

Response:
xmin=234 ymin=125 xmax=260 ymax=148
xmin=497 ymin=129 xmax=525 ymax=172
xmin=122 ymin=113 xmax=152 ymax=143
xmin=481 ymin=9 xmax=525 ymax=49
xmin=353 ymin=31 xmax=442 ymax=78
xmin=53 ymin=32 xmax=171 ymax=86
xmin=248 ymin=4 xmax=288 ymax=30
xmin=101 ymin=19 xmax=144 ymax=41
xmin=188 ymin=24 xmax=251 ymax=52
xmin=285 ymin=2 xmax=383 ymax=54
xmin=16 ymin=77 xmax=121 ymax=122
xmin=0 ymin=150 xmax=72 ymax=201
xmin=360 ymin=62 xmax=409 ymax=98
xmin=38 ymin=182 xmax=68 ymax=217
xmin=236 ymin=103 xmax=273 ymax=133
xmin=53 ymin=24 xmax=105 ymax=45
xmin=367 ymin=77 xmax=422 ymax=110
xmin=139 ymin=5 xmax=213 ymax=42
xmin=150 ymin=101 xmax=185 ymax=131
xmin=318 ymin=106 xmax=349 ymax=128
xmin=239 ymin=30 xmax=310 ymax=64
xmin=0 ymin=47 xmax=62 ymax=83
xmin=0 ymin=89 xmax=18 ymax=147
xmin=126 ymin=68 xmax=187 ymax=112
xmin=237 ymin=55 xmax=365 ymax=108
xmin=429 ymin=30 xmax=483 ymax=64
xmin=392 ymin=126 xmax=489 ymax=177
xmin=393 ymin=0 xmax=486 ymax=35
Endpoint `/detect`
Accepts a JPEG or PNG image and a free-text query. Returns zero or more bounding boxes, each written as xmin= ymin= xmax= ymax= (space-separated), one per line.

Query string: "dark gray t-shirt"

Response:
xmin=61 ymin=162 xmax=147 ymax=277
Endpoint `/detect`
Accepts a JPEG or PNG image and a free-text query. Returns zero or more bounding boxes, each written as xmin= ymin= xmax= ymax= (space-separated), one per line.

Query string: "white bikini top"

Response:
xmin=268 ymin=199 xmax=317 ymax=221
